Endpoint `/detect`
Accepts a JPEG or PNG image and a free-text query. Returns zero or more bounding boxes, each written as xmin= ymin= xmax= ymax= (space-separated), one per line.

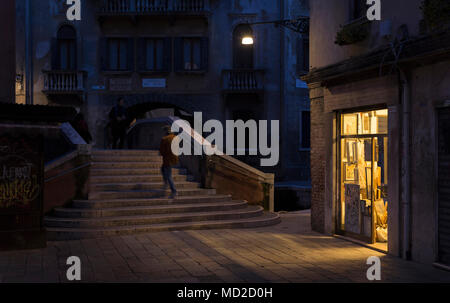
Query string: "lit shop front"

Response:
xmin=336 ymin=109 xmax=389 ymax=248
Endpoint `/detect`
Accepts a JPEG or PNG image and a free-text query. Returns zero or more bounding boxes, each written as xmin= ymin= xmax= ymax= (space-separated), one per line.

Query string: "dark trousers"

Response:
xmin=111 ymin=123 xmax=126 ymax=149
xmin=161 ymin=166 xmax=176 ymax=193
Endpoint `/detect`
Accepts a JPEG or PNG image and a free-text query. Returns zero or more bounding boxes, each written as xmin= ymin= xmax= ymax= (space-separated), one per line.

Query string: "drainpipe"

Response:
xmin=399 ymin=69 xmax=411 ymax=260
xmin=25 ymin=0 xmax=33 ymax=105
xmin=279 ymin=0 xmax=285 ymax=177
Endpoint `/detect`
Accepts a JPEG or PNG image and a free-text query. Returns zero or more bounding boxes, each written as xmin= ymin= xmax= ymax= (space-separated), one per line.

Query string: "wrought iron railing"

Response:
xmin=43 ymin=71 xmax=85 ymax=93
xmin=222 ymin=69 xmax=265 ymax=91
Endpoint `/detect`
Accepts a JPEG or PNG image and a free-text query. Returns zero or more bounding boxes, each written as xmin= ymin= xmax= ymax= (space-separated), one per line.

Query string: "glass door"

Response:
xmin=337 ymin=109 xmax=388 ymax=245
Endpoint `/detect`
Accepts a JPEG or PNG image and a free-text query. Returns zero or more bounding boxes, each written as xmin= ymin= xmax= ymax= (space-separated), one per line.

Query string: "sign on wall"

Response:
xmin=142 ymin=78 xmax=166 ymax=88
xmin=109 ymin=78 xmax=132 ymax=91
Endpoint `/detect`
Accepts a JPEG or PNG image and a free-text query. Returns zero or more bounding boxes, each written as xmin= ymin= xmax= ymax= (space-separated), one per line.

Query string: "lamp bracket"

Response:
xmin=249 ymin=17 xmax=309 ymax=34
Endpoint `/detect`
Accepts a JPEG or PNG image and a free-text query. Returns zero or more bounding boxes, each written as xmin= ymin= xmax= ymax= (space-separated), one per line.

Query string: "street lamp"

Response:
xmin=241 ymin=17 xmax=309 ymax=45
xmin=241 ymin=36 xmax=254 ymax=45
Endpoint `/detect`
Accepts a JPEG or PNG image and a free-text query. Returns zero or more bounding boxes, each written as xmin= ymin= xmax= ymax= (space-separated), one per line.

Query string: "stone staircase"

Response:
xmin=45 ymin=149 xmax=280 ymax=240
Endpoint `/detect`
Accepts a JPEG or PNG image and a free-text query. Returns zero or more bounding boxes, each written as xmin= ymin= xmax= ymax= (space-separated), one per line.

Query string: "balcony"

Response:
xmin=97 ymin=0 xmax=210 ymax=17
xmin=42 ymin=70 xmax=86 ymax=96
xmin=222 ymin=69 xmax=265 ymax=93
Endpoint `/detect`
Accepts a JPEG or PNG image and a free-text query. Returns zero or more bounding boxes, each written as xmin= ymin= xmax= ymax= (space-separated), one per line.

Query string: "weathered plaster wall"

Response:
xmin=310 ymin=0 xmax=423 ymax=69
xmin=409 ymin=60 xmax=450 ymax=264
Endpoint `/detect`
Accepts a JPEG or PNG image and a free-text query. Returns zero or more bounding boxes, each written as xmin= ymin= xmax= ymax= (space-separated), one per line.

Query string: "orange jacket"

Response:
xmin=159 ymin=133 xmax=179 ymax=167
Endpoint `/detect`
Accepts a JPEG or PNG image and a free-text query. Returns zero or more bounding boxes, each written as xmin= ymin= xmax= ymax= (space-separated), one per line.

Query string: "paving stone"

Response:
xmin=1 ymin=211 xmax=450 ymax=282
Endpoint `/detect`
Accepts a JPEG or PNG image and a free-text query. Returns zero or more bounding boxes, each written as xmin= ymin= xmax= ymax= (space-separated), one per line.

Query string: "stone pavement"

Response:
xmin=1 ymin=210 xmax=450 ymax=283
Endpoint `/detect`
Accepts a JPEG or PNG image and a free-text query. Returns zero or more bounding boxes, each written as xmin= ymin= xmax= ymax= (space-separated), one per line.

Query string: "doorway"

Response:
xmin=438 ymin=107 xmax=450 ymax=265
xmin=336 ymin=109 xmax=389 ymax=249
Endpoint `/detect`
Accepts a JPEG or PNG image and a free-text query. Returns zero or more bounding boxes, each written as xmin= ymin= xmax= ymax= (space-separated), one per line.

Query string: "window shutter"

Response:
xmin=138 ymin=38 xmax=146 ymax=71
xmin=163 ymin=37 xmax=172 ymax=72
xmin=51 ymin=38 xmax=60 ymax=70
xmin=200 ymin=37 xmax=209 ymax=71
xmin=174 ymin=37 xmax=183 ymax=72
xmin=127 ymin=38 xmax=135 ymax=71
xmin=99 ymin=37 xmax=108 ymax=71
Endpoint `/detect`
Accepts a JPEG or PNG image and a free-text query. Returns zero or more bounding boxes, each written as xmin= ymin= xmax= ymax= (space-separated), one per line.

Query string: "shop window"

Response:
xmin=338 ymin=109 xmax=389 ymax=247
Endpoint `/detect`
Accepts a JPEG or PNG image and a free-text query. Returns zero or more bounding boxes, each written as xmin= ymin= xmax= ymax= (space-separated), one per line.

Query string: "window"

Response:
xmin=183 ymin=38 xmax=201 ymax=71
xmin=108 ymin=38 xmax=129 ymax=71
xmin=174 ymin=37 xmax=208 ymax=72
xmin=300 ymin=111 xmax=311 ymax=150
xmin=145 ymin=39 xmax=164 ymax=71
xmin=137 ymin=38 xmax=171 ymax=72
xmin=53 ymin=25 xmax=76 ymax=70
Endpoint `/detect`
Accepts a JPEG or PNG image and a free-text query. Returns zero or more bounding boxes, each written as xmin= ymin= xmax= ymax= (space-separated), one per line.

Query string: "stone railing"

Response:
xmin=222 ymin=69 xmax=265 ymax=92
xmin=169 ymin=118 xmax=275 ymax=211
xmin=44 ymin=123 xmax=91 ymax=215
xmin=126 ymin=117 xmax=275 ymax=211
xmin=99 ymin=0 xmax=209 ymax=14
xmin=43 ymin=70 xmax=85 ymax=94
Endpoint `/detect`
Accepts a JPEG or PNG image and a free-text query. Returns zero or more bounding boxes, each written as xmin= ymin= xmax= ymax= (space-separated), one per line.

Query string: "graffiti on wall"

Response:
xmin=0 ymin=136 xmax=42 ymax=210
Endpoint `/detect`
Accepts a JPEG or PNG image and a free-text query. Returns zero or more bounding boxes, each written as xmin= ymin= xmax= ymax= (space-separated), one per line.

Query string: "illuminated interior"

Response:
xmin=338 ymin=109 xmax=388 ymax=247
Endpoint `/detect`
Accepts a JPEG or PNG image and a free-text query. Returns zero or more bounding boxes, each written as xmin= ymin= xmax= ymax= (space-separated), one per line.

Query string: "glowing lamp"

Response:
xmin=242 ymin=36 xmax=254 ymax=45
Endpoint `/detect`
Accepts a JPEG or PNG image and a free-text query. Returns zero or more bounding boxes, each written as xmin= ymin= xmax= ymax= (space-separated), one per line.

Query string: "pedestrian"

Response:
xmin=159 ymin=125 xmax=179 ymax=199
xmin=109 ymin=97 xmax=128 ymax=149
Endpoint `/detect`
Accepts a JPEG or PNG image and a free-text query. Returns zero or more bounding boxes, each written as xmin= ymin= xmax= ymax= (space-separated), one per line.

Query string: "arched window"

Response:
xmin=233 ymin=24 xmax=254 ymax=69
xmin=55 ymin=25 xmax=76 ymax=70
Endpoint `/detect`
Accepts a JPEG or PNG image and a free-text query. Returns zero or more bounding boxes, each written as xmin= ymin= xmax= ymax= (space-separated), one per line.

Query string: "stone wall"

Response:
xmin=309 ymin=83 xmax=325 ymax=233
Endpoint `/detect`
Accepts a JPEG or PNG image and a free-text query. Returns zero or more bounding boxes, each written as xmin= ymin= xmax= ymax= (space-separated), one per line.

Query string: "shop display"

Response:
xmin=339 ymin=109 xmax=388 ymax=246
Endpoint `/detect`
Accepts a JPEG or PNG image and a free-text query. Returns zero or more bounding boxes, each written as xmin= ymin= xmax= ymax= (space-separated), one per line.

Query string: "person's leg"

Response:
xmin=167 ymin=166 xmax=176 ymax=197
xmin=111 ymin=124 xmax=119 ymax=149
xmin=161 ymin=166 xmax=168 ymax=190
xmin=112 ymin=131 xmax=118 ymax=149
xmin=118 ymin=127 xmax=126 ymax=149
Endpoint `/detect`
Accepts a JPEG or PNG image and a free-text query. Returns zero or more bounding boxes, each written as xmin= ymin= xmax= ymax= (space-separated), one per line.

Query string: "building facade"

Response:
xmin=304 ymin=0 xmax=450 ymax=267
xmin=0 ymin=0 xmax=16 ymax=103
xmin=15 ymin=0 xmax=311 ymax=183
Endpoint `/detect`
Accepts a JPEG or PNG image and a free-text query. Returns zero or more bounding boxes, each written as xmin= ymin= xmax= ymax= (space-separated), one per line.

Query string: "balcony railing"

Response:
xmin=222 ymin=69 xmax=265 ymax=92
xmin=43 ymin=70 xmax=86 ymax=94
xmin=99 ymin=0 xmax=209 ymax=14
